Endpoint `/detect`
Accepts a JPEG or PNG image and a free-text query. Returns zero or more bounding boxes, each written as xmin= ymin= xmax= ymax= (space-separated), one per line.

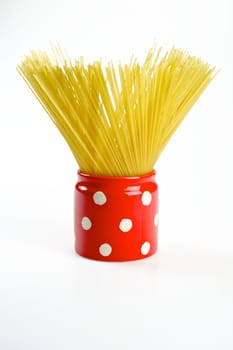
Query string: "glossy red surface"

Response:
xmin=74 ymin=170 xmax=158 ymax=261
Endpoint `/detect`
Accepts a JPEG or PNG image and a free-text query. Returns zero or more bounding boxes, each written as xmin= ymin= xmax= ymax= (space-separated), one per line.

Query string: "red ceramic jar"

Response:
xmin=74 ymin=170 xmax=158 ymax=261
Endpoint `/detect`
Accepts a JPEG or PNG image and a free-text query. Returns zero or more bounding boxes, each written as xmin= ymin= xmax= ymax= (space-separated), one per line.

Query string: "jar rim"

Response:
xmin=78 ymin=169 xmax=156 ymax=181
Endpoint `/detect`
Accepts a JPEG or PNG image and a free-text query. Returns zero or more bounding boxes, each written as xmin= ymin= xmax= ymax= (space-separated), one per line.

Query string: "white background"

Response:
xmin=0 ymin=0 xmax=233 ymax=349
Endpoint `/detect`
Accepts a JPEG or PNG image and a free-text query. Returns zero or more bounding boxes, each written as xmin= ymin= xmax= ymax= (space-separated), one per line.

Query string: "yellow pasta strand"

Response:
xmin=17 ymin=45 xmax=216 ymax=176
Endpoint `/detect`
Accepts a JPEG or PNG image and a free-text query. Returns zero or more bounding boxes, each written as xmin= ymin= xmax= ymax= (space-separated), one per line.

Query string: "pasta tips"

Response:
xmin=17 ymin=45 xmax=216 ymax=176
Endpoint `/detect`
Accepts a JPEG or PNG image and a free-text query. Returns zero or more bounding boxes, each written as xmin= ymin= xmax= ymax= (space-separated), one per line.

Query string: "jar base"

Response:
xmin=75 ymin=243 xmax=157 ymax=262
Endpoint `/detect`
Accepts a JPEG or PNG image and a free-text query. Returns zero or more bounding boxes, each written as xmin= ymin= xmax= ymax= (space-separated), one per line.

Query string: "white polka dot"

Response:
xmin=119 ymin=218 xmax=133 ymax=232
xmin=99 ymin=243 xmax=112 ymax=257
xmin=141 ymin=241 xmax=151 ymax=255
xmin=81 ymin=216 xmax=92 ymax=230
xmin=141 ymin=191 xmax=152 ymax=206
xmin=154 ymin=213 xmax=159 ymax=227
xmin=93 ymin=191 xmax=107 ymax=205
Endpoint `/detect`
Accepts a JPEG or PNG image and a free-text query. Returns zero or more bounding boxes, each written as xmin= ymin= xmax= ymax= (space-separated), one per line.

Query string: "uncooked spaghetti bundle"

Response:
xmin=18 ymin=44 xmax=216 ymax=261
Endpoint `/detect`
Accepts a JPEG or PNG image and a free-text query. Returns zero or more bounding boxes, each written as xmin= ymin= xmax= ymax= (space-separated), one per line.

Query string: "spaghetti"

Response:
xmin=17 ymin=45 xmax=216 ymax=176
